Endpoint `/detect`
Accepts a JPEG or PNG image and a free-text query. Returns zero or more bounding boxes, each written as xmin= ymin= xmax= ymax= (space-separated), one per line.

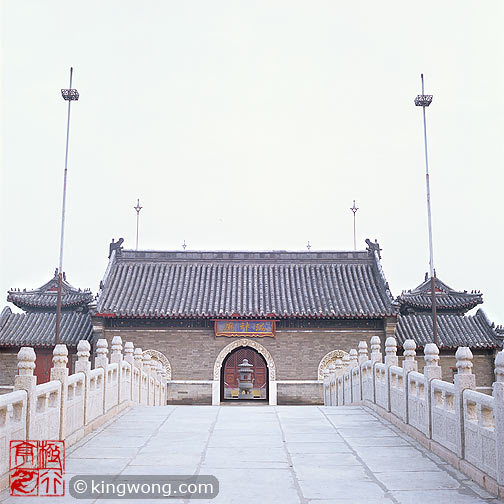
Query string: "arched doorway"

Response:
xmin=213 ymin=339 xmax=277 ymax=405
xmin=221 ymin=347 xmax=268 ymax=401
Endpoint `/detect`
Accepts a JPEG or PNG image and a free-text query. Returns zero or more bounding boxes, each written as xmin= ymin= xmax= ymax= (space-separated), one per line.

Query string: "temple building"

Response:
xmin=91 ymin=240 xmax=396 ymax=405
xmin=0 ymin=272 xmax=93 ymax=385
xmin=395 ymin=276 xmax=502 ymax=388
xmin=1 ymin=239 xmax=501 ymax=402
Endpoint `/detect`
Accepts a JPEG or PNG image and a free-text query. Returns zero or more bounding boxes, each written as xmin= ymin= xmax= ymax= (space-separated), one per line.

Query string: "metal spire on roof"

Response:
xmin=350 ymin=200 xmax=359 ymax=251
xmin=56 ymin=67 xmax=79 ymax=345
xmin=134 ymin=199 xmax=143 ymax=250
xmin=306 ymin=241 xmax=311 ymax=251
xmin=414 ymin=73 xmax=438 ymax=347
xmin=182 ymin=240 xmax=187 ymax=251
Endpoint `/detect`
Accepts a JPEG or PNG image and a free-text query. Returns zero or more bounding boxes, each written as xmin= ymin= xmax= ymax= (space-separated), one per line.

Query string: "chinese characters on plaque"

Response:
xmin=214 ymin=320 xmax=275 ymax=338
xmin=9 ymin=440 xmax=65 ymax=497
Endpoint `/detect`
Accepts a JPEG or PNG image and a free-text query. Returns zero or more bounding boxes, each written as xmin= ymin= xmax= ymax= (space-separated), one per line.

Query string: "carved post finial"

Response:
xmin=133 ymin=347 xmax=143 ymax=370
xmin=75 ymin=340 xmax=91 ymax=374
xmin=495 ymin=350 xmax=504 ymax=383
xmin=402 ymin=339 xmax=418 ymax=373
xmin=424 ymin=342 xmax=442 ymax=380
xmin=385 ymin=336 xmax=398 ymax=367
xmin=110 ymin=335 xmax=123 ymax=364
xmin=456 ymin=346 xmax=473 ymax=375
xmin=95 ymin=338 xmax=109 ymax=369
xmin=349 ymin=349 xmax=358 ymax=368
xmin=52 ymin=344 xmax=68 ymax=369
xmin=358 ymin=341 xmax=368 ymax=364
xmin=143 ymin=353 xmax=152 ymax=376
xmin=342 ymin=353 xmax=350 ymax=369
xmin=370 ymin=336 xmax=382 ymax=363
xmin=17 ymin=347 xmax=36 ymax=376
xmin=124 ymin=342 xmax=134 ymax=365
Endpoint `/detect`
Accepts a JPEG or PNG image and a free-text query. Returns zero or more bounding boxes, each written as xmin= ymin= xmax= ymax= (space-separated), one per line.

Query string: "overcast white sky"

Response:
xmin=1 ymin=1 xmax=503 ymax=323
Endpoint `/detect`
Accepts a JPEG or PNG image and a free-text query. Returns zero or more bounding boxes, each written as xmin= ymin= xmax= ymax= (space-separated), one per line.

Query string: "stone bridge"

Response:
xmin=0 ymin=404 xmax=498 ymax=503
xmin=0 ymin=336 xmax=503 ymax=502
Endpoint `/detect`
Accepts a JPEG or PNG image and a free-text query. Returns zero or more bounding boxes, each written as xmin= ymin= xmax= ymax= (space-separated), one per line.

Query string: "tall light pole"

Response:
xmin=350 ymin=200 xmax=359 ymax=251
xmin=414 ymin=74 xmax=438 ymax=346
xmin=56 ymin=68 xmax=79 ymax=344
xmin=134 ymin=199 xmax=143 ymax=250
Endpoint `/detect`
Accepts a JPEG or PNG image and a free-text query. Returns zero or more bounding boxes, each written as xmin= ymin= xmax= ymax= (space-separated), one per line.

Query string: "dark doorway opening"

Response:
xmin=221 ymin=347 xmax=268 ymax=401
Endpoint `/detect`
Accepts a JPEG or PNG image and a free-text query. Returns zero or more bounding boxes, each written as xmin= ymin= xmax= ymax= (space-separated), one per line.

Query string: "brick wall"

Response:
xmin=0 ymin=352 xmax=17 ymax=385
xmin=277 ymin=383 xmax=323 ymax=405
xmin=167 ymin=383 xmax=212 ymax=405
xmin=102 ymin=327 xmax=383 ymax=381
xmin=101 ymin=325 xmax=382 ymax=404
xmin=400 ymin=350 xmax=496 ymax=388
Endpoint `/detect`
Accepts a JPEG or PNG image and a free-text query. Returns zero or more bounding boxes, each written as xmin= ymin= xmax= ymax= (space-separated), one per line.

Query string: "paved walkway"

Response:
xmin=2 ymin=405 xmax=500 ymax=503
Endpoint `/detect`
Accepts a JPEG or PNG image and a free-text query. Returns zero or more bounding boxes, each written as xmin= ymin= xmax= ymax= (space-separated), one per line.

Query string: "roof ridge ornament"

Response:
xmin=365 ymin=238 xmax=382 ymax=259
xmin=109 ymin=238 xmax=124 ymax=258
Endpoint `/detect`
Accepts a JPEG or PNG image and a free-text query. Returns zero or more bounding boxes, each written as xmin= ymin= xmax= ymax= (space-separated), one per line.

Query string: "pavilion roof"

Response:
xmin=395 ymin=309 xmax=502 ymax=350
xmin=7 ymin=272 xmax=93 ymax=311
xmin=396 ymin=276 xmax=483 ymax=314
xmin=96 ymin=244 xmax=398 ymax=319
xmin=0 ymin=306 xmax=93 ymax=347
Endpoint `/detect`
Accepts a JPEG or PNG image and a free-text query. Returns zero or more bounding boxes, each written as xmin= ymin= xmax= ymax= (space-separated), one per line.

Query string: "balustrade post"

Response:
xmin=349 ymin=349 xmax=358 ymax=368
xmin=358 ymin=341 xmax=369 ymax=365
xmin=454 ymin=347 xmax=476 ymax=458
xmin=134 ymin=348 xmax=144 ymax=404
xmin=424 ymin=343 xmax=442 ymax=381
xmin=123 ymin=342 xmax=135 ymax=402
xmin=143 ymin=354 xmax=152 ymax=405
xmin=493 ymin=350 xmax=504 ymax=486
xmin=328 ymin=363 xmax=336 ymax=406
xmin=402 ymin=340 xmax=417 ymax=423
xmin=95 ymin=339 xmax=109 ymax=412
xmin=50 ymin=345 xmax=68 ymax=439
xmin=124 ymin=342 xmax=135 ymax=366
xmin=110 ymin=336 xmax=123 ymax=405
xmin=110 ymin=336 xmax=123 ymax=364
xmin=370 ymin=336 xmax=382 ymax=363
xmin=385 ymin=336 xmax=398 ymax=367
xmin=75 ymin=340 xmax=91 ymax=424
xmin=14 ymin=347 xmax=36 ymax=439
xmin=323 ymin=368 xmax=329 ymax=406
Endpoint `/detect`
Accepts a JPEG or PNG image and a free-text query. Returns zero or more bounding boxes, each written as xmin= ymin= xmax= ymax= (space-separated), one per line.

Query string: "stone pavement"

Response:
xmin=1 ymin=405 xmax=500 ymax=503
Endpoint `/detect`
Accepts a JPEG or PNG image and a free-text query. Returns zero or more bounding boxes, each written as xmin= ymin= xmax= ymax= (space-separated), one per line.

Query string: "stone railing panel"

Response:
xmin=86 ymin=368 xmax=105 ymax=425
xmin=374 ymin=363 xmax=389 ymax=411
xmin=105 ymin=363 xmax=119 ymax=412
xmin=407 ymin=370 xmax=430 ymax=438
xmin=389 ymin=365 xmax=406 ymax=423
xmin=64 ymin=372 xmax=85 ymax=439
xmin=463 ymin=389 xmax=496 ymax=479
xmin=361 ymin=361 xmax=374 ymax=402
xmin=337 ymin=375 xmax=344 ymax=406
xmin=141 ymin=370 xmax=149 ymax=405
xmin=431 ymin=379 xmax=458 ymax=455
xmin=31 ymin=380 xmax=61 ymax=440
xmin=351 ymin=367 xmax=361 ymax=402
xmin=119 ymin=361 xmax=132 ymax=404
xmin=0 ymin=390 xmax=27 ymax=479
xmin=343 ymin=371 xmax=352 ymax=405
xmin=132 ymin=366 xmax=140 ymax=404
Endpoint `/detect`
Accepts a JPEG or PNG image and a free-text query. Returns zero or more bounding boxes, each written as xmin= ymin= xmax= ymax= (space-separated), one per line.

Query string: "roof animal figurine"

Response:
xmin=109 ymin=237 xmax=124 ymax=258
xmin=365 ymin=239 xmax=382 ymax=260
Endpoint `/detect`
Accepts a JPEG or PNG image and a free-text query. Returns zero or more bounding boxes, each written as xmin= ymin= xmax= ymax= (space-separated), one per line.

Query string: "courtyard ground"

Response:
xmin=1 ymin=405 xmax=499 ymax=503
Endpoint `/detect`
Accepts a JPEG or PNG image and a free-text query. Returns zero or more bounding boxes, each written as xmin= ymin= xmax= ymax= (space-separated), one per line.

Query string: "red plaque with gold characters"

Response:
xmin=214 ymin=320 xmax=275 ymax=338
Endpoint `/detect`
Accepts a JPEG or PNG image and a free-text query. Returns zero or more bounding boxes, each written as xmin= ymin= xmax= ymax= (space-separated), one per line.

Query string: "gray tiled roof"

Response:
xmin=8 ymin=273 xmax=93 ymax=311
xmin=96 ymin=249 xmax=396 ymax=319
xmin=0 ymin=307 xmax=93 ymax=347
xmin=397 ymin=277 xmax=483 ymax=314
xmin=395 ymin=309 xmax=501 ymax=349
